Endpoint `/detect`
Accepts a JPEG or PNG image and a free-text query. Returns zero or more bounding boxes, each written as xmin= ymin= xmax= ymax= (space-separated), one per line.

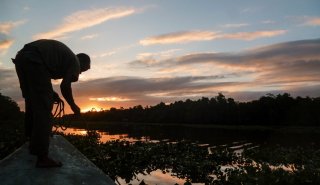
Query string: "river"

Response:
xmin=54 ymin=122 xmax=320 ymax=185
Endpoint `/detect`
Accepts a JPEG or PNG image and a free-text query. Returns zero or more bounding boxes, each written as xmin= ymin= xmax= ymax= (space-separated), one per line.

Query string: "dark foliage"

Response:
xmin=0 ymin=92 xmax=22 ymax=120
xmin=0 ymin=92 xmax=25 ymax=159
xmin=75 ymin=93 xmax=320 ymax=126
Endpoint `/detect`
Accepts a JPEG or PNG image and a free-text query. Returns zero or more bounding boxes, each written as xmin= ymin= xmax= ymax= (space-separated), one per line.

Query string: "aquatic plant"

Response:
xmin=63 ymin=131 xmax=320 ymax=184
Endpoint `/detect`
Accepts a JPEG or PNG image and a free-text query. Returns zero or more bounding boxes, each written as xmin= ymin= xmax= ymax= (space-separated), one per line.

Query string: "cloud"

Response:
xmin=131 ymin=38 xmax=320 ymax=94
xmin=137 ymin=49 xmax=181 ymax=60
xmin=0 ymin=39 xmax=14 ymax=54
xmin=261 ymin=20 xmax=276 ymax=24
xmin=89 ymin=97 xmax=133 ymax=102
xmin=0 ymin=20 xmax=26 ymax=35
xmin=34 ymin=7 xmax=136 ymax=40
xmin=73 ymin=75 xmax=228 ymax=97
xmin=81 ymin=34 xmax=98 ymax=40
xmin=140 ymin=31 xmax=220 ymax=45
xmin=0 ymin=68 xmax=16 ymax=82
xmin=240 ymin=7 xmax=257 ymax=14
xmin=162 ymin=38 xmax=320 ymax=67
xmin=67 ymin=75 xmax=241 ymax=110
xmin=71 ymin=59 xmax=320 ymax=109
xmin=221 ymin=23 xmax=249 ymax=28
xmin=135 ymin=49 xmax=182 ymax=65
xmin=303 ymin=17 xmax=320 ymax=26
xmin=139 ymin=30 xmax=286 ymax=45
xmin=219 ymin=30 xmax=286 ymax=40
xmin=0 ymin=39 xmax=14 ymax=50
xmin=0 ymin=20 xmax=26 ymax=54
xmin=0 ymin=67 xmax=21 ymax=102
xmin=92 ymin=51 xmax=116 ymax=59
xmin=23 ymin=6 xmax=30 ymax=11
xmin=3 ymin=38 xmax=320 ymax=112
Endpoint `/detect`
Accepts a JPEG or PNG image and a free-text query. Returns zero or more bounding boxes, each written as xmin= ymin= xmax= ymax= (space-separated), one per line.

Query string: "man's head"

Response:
xmin=77 ymin=53 xmax=91 ymax=73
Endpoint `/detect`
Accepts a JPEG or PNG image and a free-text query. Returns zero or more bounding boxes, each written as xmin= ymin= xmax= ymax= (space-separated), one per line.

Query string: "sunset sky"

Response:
xmin=1 ymin=0 xmax=320 ymax=113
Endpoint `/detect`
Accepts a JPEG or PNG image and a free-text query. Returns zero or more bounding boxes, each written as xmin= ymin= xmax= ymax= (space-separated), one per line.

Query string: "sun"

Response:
xmin=81 ymin=105 xmax=106 ymax=113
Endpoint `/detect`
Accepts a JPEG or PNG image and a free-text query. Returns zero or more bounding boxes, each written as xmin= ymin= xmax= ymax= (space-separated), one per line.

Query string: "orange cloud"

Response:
xmin=0 ymin=39 xmax=14 ymax=54
xmin=0 ymin=39 xmax=13 ymax=50
xmin=219 ymin=30 xmax=287 ymax=40
xmin=140 ymin=31 xmax=220 ymax=45
xmin=303 ymin=17 xmax=320 ymax=26
xmin=34 ymin=7 xmax=136 ymax=39
xmin=139 ymin=30 xmax=286 ymax=45
xmin=89 ymin=97 xmax=133 ymax=102
xmin=129 ymin=38 xmax=320 ymax=101
xmin=0 ymin=20 xmax=26 ymax=34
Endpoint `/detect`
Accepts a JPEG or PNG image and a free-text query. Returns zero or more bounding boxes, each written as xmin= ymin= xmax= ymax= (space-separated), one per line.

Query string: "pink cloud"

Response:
xmin=34 ymin=7 xmax=136 ymax=40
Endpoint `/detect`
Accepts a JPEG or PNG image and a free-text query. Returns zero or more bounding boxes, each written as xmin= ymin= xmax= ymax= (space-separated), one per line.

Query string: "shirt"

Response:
xmin=24 ymin=39 xmax=80 ymax=81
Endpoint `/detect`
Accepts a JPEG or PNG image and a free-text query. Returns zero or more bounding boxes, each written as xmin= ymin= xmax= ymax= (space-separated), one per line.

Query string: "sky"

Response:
xmin=1 ymin=0 xmax=320 ymax=113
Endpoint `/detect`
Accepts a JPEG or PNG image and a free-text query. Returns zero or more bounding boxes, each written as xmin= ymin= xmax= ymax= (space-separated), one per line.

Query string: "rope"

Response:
xmin=52 ymin=100 xmax=67 ymax=131
xmin=51 ymin=100 xmax=110 ymax=180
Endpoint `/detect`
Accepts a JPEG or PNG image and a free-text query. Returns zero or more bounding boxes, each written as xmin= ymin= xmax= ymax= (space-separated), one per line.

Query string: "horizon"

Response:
xmin=78 ymin=92 xmax=320 ymax=113
xmin=1 ymin=0 xmax=320 ymax=113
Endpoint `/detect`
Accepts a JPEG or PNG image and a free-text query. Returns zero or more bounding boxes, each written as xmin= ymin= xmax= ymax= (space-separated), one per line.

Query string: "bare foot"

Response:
xmin=36 ymin=156 xmax=63 ymax=168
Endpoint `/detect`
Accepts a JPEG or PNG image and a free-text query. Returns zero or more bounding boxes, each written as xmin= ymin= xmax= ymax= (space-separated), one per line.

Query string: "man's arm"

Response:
xmin=60 ymin=77 xmax=80 ymax=115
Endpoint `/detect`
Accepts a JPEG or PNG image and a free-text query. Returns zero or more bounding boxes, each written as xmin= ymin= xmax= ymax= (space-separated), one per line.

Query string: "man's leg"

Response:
xmin=25 ymin=62 xmax=53 ymax=156
xmin=14 ymin=60 xmax=32 ymax=138
xmin=24 ymin=98 xmax=33 ymax=139
xmin=22 ymin=61 xmax=62 ymax=167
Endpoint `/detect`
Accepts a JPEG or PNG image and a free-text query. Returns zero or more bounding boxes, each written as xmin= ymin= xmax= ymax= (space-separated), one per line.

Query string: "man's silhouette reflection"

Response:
xmin=13 ymin=39 xmax=90 ymax=167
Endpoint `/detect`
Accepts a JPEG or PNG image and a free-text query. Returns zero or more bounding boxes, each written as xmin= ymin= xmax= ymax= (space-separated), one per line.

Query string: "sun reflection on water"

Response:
xmin=54 ymin=127 xmax=140 ymax=143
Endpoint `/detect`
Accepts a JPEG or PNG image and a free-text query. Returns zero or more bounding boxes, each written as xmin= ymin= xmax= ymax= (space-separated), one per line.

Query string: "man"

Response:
xmin=13 ymin=39 xmax=90 ymax=167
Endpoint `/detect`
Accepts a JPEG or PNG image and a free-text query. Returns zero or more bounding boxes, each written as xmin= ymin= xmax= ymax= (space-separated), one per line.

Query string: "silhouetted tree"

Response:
xmin=78 ymin=93 xmax=320 ymax=127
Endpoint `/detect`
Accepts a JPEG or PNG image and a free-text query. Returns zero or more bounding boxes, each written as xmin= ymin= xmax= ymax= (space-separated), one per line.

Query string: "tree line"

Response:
xmin=78 ymin=93 xmax=320 ymax=126
xmin=1 ymin=92 xmax=319 ymax=126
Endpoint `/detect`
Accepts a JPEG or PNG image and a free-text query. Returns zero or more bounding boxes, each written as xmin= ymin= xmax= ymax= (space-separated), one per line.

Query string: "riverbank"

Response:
xmin=64 ymin=120 xmax=320 ymax=133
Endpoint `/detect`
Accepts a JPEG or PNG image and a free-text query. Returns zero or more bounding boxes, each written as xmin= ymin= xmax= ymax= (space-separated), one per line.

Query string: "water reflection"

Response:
xmin=55 ymin=127 xmax=87 ymax=135
xmin=55 ymin=127 xmax=139 ymax=143
xmin=117 ymin=169 xmax=188 ymax=185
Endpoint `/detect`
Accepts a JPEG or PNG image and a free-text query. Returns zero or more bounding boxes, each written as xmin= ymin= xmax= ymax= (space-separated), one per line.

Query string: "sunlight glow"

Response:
xmin=81 ymin=105 xmax=105 ymax=112
xmin=89 ymin=97 xmax=133 ymax=102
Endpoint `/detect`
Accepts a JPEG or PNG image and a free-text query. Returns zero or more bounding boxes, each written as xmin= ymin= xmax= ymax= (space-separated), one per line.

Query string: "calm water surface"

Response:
xmin=57 ymin=125 xmax=266 ymax=145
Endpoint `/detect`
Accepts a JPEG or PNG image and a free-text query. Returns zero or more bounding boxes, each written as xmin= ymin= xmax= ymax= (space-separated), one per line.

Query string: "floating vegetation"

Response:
xmin=63 ymin=131 xmax=320 ymax=185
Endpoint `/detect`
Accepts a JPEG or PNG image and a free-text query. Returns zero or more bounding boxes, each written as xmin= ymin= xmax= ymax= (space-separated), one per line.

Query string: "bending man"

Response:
xmin=13 ymin=39 xmax=90 ymax=167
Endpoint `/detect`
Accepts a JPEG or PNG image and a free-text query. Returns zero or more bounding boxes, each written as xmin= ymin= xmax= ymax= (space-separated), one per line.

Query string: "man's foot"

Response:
xmin=36 ymin=156 xmax=63 ymax=168
xmin=29 ymin=149 xmax=37 ymax=156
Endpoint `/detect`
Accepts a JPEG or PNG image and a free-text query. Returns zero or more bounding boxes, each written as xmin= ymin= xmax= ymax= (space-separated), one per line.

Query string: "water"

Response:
xmin=56 ymin=124 xmax=268 ymax=146
xmin=55 ymin=123 xmax=320 ymax=185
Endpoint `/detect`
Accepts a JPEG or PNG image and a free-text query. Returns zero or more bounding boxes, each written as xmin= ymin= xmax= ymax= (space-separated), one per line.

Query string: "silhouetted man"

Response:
xmin=13 ymin=39 xmax=90 ymax=167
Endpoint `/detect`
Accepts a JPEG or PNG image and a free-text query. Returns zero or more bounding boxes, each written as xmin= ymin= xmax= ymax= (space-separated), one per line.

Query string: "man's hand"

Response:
xmin=71 ymin=104 xmax=81 ymax=116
